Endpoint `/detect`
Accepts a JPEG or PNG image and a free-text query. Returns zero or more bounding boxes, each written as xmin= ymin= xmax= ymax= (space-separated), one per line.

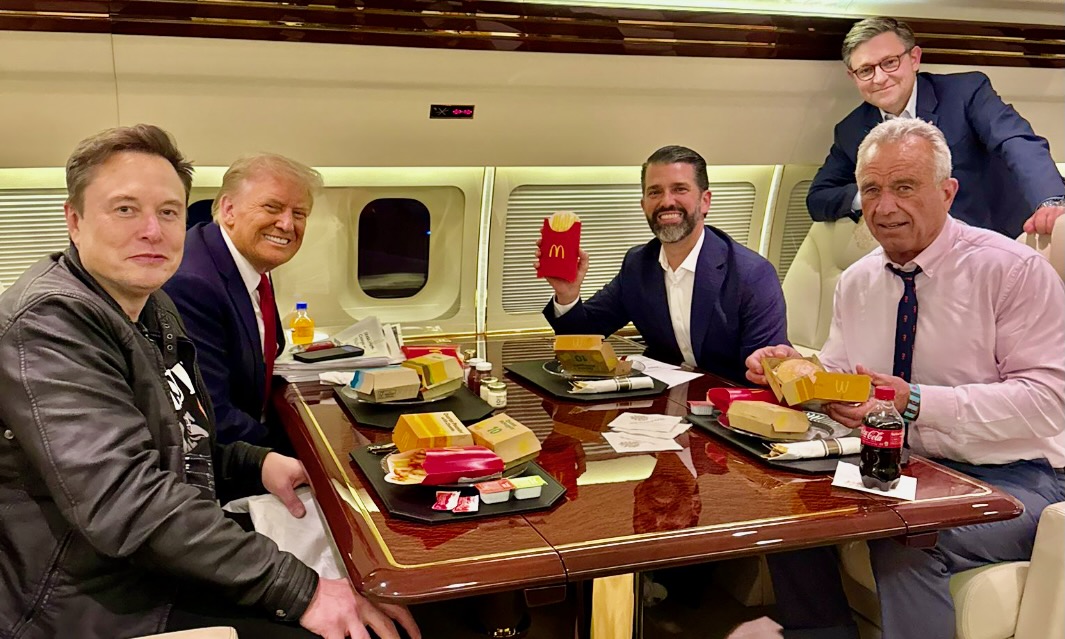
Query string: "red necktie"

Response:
xmin=257 ymin=273 xmax=277 ymax=401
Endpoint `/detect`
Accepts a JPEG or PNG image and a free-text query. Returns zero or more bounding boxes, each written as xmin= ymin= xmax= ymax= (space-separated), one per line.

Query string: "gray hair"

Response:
xmin=842 ymin=17 xmax=916 ymax=68
xmin=856 ymin=118 xmax=953 ymax=184
xmin=212 ymin=153 xmax=323 ymax=217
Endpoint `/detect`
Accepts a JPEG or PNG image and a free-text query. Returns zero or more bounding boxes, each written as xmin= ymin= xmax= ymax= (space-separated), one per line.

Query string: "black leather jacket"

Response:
xmin=0 ymin=249 xmax=318 ymax=639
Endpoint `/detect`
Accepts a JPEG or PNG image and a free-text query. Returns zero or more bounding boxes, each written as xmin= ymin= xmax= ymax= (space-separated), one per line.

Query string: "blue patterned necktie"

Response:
xmin=887 ymin=264 xmax=922 ymax=382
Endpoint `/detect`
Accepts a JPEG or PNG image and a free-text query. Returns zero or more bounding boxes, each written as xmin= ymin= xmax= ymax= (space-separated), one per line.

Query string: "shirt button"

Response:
xmin=3 ymin=430 xmax=13 ymax=440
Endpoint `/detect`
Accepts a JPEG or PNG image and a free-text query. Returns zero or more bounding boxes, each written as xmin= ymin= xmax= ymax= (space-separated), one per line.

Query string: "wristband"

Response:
xmin=902 ymin=384 xmax=921 ymax=423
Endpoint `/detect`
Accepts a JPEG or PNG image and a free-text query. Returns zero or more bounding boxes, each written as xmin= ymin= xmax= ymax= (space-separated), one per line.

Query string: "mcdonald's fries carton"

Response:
xmin=553 ymin=335 xmax=633 ymax=376
xmin=761 ymin=356 xmax=871 ymax=406
xmin=469 ymin=413 xmax=542 ymax=467
xmin=536 ymin=211 xmax=582 ymax=282
xmin=392 ymin=411 xmax=474 ymax=452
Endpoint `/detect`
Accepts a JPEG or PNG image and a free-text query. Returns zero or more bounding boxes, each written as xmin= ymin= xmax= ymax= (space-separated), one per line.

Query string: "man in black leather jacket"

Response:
xmin=0 ymin=124 xmax=419 ymax=639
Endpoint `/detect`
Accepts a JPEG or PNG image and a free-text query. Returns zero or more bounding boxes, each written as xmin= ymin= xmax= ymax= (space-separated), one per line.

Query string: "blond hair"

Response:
xmin=212 ymin=153 xmax=323 ymax=217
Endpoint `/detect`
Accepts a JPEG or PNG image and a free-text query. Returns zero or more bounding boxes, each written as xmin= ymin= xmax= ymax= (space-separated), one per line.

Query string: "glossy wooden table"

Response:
xmin=274 ymin=334 xmax=1023 ymax=605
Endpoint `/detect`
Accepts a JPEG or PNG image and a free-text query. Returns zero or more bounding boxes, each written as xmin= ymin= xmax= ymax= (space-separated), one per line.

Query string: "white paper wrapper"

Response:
xmin=569 ymin=376 xmax=655 ymax=394
xmin=764 ymin=437 xmax=861 ymax=460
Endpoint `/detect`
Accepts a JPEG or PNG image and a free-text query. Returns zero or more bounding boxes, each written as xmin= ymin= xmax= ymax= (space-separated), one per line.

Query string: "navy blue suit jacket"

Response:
xmin=543 ymin=226 xmax=788 ymax=385
xmin=807 ymin=72 xmax=1064 ymax=238
xmin=163 ymin=222 xmax=284 ymax=445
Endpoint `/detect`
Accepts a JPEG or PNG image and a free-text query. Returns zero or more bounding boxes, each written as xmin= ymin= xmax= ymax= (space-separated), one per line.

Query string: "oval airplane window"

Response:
xmin=358 ymin=198 xmax=430 ymax=299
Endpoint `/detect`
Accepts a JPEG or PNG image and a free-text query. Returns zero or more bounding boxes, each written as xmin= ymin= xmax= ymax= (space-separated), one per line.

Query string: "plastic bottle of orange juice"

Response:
xmin=290 ymin=302 xmax=315 ymax=346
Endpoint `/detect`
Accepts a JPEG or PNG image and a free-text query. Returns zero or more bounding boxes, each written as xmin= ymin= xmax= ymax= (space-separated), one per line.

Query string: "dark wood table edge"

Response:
xmin=274 ymin=383 xmax=569 ymax=604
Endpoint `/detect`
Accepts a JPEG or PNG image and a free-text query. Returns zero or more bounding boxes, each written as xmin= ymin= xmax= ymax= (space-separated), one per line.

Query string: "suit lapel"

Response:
xmin=202 ymin=224 xmax=265 ymax=384
xmin=639 ymin=242 xmax=680 ymax=355
xmin=914 ymin=73 xmax=939 ymax=127
xmin=689 ymin=227 xmax=728 ymax=359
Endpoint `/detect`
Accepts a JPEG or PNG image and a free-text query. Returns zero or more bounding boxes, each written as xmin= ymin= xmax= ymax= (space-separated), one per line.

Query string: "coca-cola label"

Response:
xmin=861 ymin=426 xmax=903 ymax=449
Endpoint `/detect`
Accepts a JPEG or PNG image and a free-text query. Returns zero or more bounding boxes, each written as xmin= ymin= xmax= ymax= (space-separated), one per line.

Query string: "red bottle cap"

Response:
xmin=874 ymin=386 xmax=896 ymax=401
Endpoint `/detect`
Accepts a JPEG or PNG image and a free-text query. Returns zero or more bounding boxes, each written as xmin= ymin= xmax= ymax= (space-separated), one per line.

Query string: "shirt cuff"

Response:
xmin=911 ymin=384 xmax=956 ymax=457
xmin=553 ymin=296 xmax=580 ymax=317
xmin=850 ymin=191 xmax=862 ymax=212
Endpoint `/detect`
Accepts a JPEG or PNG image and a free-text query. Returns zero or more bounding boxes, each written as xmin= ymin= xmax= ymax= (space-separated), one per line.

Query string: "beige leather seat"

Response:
xmin=839 ymin=218 xmax=1065 ymax=639
xmin=781 ymin=218 xmax=879 ymax=353
xmin=135 ymin=628 xmax=238 ymax=639
xmin=1019 ymin=213 xmax=1065 ymax=278
xmin=840 ymin=502 xmax=1065 ymax=639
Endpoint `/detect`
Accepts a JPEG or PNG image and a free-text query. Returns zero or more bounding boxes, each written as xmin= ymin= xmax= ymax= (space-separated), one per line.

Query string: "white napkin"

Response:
xmin=764 ymin=437 xmax=861 ymax=460
xmin=569 ymin=377 xmax=655 ymax=394
xmin=831 ymin=461 xmax=917 ymax=501
xmin=319 ymin=371 xmax=355 ymax=386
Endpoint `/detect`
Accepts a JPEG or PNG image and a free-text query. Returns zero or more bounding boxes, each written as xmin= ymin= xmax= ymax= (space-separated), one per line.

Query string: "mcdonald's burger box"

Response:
xmin=761 ymin=356 xmax=870 ymax=406
xmin=392 ymin=411 xmax=474 ymax=453
xmin=536 ymin=212 xmax=582 ymax=282
xmin=401 ymin=353 xmax=464 ymax=401
xmin=553 ymin=335 xmax=633 ymax=377
xmin=351 ymin=366 xmax=422 ymax=403
xmin=726 ymin=401 xmax=809 ymax=441
xmin=468 ymin=413 xmax=542 ymax=467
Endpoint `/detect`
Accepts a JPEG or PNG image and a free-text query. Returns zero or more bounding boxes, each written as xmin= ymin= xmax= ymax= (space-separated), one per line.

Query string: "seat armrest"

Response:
xmin=1014 ymin=501 xmax=1065 ymax=639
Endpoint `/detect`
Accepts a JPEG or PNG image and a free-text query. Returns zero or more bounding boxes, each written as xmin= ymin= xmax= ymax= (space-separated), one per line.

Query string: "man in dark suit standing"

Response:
xmin=164 ymin=154 xmax=322 ymax=446
xmin=536 ymin=145 xmax=788 ymax=385
xmin=807 ymin=17 xmax=1064 ymax=237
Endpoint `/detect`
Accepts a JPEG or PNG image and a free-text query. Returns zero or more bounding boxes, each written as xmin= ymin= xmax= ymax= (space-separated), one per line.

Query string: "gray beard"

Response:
xmin=650 ymin=211 xmax=698 ymax=244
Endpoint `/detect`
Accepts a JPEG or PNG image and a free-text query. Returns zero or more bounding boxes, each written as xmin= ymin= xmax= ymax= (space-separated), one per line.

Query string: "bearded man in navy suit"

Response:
xmin=807 ymin=17 xmax=1064 ymax=237
xmin=164 ymin=154 xmax=322 ymax=446
xmin=537 ymin=145 xmax=788 ymax=385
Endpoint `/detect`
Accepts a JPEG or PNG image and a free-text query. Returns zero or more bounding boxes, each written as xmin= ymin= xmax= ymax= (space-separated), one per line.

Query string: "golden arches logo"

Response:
xmin=548 ymin=244 xmax=565 ymax=259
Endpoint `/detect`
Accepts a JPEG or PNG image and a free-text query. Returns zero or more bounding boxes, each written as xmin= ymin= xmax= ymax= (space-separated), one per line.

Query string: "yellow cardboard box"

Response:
xmin=469 ymin=413 xmax=542 ymax=467
xmin=726 ymin=401 xmax=809 ymax=441
xmin=762 ymin=356 xmax=871 ymax=406
xmin=392 ymin=411 xmax=474 ymax=452
xmin=402 ymin=353 xmax=463 ymax=388
xmin=554 ymin=335 xmax=633 ymax=376
xmin=352 ymin=367 xmax=422 ymax=403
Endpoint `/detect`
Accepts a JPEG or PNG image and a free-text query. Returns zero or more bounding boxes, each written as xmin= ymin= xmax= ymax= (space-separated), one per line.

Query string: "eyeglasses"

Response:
xmin=850 ymin=49 xmax=913 ymax=81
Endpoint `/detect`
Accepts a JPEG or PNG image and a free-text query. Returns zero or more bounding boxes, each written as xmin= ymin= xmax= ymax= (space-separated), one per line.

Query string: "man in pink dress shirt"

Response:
xmin=746 ymin=118 xmax=1065 ymax=639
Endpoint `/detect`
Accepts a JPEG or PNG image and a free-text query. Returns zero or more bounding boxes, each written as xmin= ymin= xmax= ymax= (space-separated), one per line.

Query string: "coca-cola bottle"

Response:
xmin=860 ymin=386 xmax=904 ymax=490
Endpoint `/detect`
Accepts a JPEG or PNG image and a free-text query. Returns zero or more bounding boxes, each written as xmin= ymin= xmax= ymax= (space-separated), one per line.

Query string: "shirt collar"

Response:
xmin=658 ymin=226 xmax=705 ymax=275
xmin=219 ymin=225 xmax=264 ymax=294
xmin=879 ymin=80 xmax=918 ymax=121
xmin=881 ymin=215 xmax=959 ymax=278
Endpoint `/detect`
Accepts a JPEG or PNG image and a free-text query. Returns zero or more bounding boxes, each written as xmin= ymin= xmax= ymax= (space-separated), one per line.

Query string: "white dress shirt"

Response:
xmin=851 ymin=84 xmax=920 ymax=212
xmin=554 ymin=230 xmax=705 ymax=367
xmin=219 ymin=227 xmax=268 ymax=357
xmin=819 ymin=217 xmax=1065 ymax=467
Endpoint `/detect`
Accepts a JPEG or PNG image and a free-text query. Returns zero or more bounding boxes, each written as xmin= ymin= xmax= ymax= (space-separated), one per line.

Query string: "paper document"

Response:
xmin=831 ymin=461 xmax=917 ymax=501
xmin=332 ymin=316 xmax=404 ymax=361
xmin=626 ymin=355 xmax=703 ymax=388
xmin=602 ymin=412 xmax=689 ymax=453
xmin=603 ymin=431 xmax=683 ymax=453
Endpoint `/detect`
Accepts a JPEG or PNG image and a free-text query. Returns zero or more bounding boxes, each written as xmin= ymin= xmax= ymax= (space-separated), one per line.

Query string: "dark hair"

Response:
xmin=842 ymin=17 xmax=916 ymax=68
xmin=641 ymin=145 xmax=709 ymax=192
xmin=65 ymin=124 xmax=193 ymax=212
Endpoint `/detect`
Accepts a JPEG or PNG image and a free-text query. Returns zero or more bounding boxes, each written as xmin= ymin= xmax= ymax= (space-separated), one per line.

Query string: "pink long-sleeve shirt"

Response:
xmin=820 ymin=217 xmax=1065 ymax=467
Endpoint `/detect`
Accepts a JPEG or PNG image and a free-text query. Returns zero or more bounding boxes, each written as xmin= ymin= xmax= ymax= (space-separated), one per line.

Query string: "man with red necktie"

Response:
xmin=165 ymin=153 xmax=322 ymax=448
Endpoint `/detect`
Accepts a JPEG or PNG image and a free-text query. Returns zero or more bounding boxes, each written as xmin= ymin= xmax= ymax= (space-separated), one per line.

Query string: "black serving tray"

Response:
xmin=504 ymin=359 xmax=667 ymax=403
xmin=349 ymin=446 xmax=567 ymax=524
xmin=687 ymin=413 xmax=859 ymax=475
xmin=334 ymin=385 xmax=494 ymax=430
